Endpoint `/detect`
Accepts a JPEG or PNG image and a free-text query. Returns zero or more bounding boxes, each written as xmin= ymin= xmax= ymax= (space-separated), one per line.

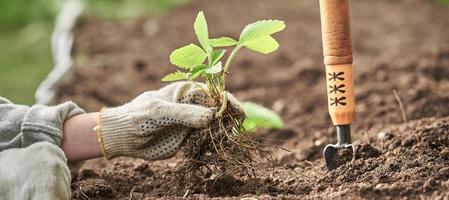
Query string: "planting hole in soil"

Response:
xmin=58 ymin=0 xmax=449 ymax=199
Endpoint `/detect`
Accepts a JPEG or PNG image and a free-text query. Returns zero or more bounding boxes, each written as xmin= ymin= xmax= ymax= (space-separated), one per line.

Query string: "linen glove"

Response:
xmin=98 ymin=81 xmax=243 ymax=160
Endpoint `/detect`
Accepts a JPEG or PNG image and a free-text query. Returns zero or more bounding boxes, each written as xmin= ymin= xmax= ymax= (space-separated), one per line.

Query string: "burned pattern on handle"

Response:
xmin=328 ymin=72 xmax=346 ymax=105
xmin=328 ymin=72 xmax=345 ymax=81
xmin=325 ymin=64 xmax=355 ymax=125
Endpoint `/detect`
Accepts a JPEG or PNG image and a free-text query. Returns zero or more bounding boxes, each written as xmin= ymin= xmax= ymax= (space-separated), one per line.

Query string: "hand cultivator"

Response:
xmin=319 ymin=0 xmax=356 ymax=170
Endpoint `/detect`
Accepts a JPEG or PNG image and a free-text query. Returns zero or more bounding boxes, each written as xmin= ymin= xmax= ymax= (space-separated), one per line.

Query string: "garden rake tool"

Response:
xmin=319 ymin=0 xmax=356 ymax=170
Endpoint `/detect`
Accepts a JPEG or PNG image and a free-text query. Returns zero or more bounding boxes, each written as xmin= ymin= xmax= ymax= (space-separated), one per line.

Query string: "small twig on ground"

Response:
xmin=183 ymin=189 xmax=190 ymax=198
xmin=79 ymin=186 xmax=91 ymax=200
xmin=393 ymin=89 xmax=407 ymax=123
xmin=128 ymin=186 xmax=136 ymax=200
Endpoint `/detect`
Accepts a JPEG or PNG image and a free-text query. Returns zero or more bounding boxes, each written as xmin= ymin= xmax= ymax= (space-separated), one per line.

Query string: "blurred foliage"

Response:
xmin=0 ymin=0 xmax=188 ymax=104
xmin=437 ymin=0 xmax=449 ymax=4
xmin=86 ymin=0 xmax=189 ymax=19
xmin=0 ymin=0 xmax=59 ymax=104
xmin=0 ymin=0 xmax=61 ymax=30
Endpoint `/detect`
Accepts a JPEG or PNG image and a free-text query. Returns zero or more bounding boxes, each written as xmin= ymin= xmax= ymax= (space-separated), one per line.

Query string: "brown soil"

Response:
xmin=58 ymin=0 xmax=449 ymax=199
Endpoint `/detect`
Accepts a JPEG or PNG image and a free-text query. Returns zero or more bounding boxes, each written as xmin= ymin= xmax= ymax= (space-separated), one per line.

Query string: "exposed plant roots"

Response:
xmin=178 ymin=99 xmax=274 ymax=188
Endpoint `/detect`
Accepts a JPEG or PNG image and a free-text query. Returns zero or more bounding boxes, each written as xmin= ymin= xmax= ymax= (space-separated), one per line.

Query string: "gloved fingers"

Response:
xmin=161 ymin=102 xmax=214 ymax=128
xmin=131 ymin=81 xmax=210 ymax=105
xmin=225 ymin=92 xmax=247 ymax=121
xmin=177 ymin=87 xmax=210 ymax=106
xmin=137 ymin=125 xmax=188 ymax=160
xmin=134 ymin=100 xmax=213 ymax=132
xmin=130 ymin=91 xmax=158 ymax=104
xmin=157 ymin=81 xmax=209 ymax=103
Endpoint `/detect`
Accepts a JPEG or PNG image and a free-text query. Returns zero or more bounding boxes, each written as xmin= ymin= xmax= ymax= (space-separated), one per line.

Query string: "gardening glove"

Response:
xmin=132 ymin=81 xmax=245 ymax=119
xmin=98 ymin=81 xmax=244 ymax=160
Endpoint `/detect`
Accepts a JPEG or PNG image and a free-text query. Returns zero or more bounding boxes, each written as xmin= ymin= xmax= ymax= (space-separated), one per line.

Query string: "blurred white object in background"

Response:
xmin=35 ymin=0 xmax=84 ymax=105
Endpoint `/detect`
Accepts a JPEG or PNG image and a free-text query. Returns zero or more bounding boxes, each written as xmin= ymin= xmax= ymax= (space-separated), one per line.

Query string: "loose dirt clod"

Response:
xmin=181 ymin=106 xmax=254 ymax=172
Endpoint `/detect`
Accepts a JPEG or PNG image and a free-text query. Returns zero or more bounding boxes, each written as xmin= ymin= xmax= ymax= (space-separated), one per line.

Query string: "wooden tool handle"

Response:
xmin=319 ymin=0 xmax=355 ymax=125
xmin=319 ymin=0 xmax=353 ymax=65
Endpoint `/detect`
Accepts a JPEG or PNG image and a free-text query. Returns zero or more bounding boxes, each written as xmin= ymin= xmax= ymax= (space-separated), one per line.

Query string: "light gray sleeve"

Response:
xmin=0 ymin=142 xmax=71 ymax=200
xmin=0 ymin=97 xmax=85 ymax=151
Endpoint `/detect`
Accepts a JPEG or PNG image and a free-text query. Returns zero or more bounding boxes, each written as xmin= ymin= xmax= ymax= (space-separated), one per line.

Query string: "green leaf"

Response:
xmin=242 ymin=36 xmax=279 ymax=54
xmin=189 ymin=64 xmax=207 ymax=80
xmin=161 ymin=71 xmax=188 ymax=82
xmin=205 ymin=61 xmax=223 ymax=74
xmin=189 ymin=70 xmax=206 ymax=80
xmin=194 ymin=11 xmax=212 ymax=53
xmin=242 ymin=101 xmax=284 ymax=131
xmin=169 ymin=44 xmax=207 ymax=69
xmin=242 ymin=120 xmax=259 ymax=132
xmin=211 ymin=50 xmax=226 ymax=65
xmin=239 ymin=20 xmax=285 ymax=44
xmin=210 ymin=37 xmax=238 ymax=47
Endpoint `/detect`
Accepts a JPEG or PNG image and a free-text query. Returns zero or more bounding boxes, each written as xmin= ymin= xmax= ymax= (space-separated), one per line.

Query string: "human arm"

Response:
xmin=61 ymin=112 xmax=102 ymax=161
xmin=0 ymin=97 xmax=84 ymax=151
xmin=0 ymin=83 xmax=213 ymax=162
xmin=1 ymin=81 xmax=242 ymax=162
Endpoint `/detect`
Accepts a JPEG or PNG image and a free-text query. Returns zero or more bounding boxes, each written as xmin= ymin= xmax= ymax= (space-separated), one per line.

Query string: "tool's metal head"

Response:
xmin=323 ymin=144 xmax=339 ymax=170
xmin=323 ymin=143 xmax=355 ymax=170
xmin=323 ymin=125 xmax=355 ymax=170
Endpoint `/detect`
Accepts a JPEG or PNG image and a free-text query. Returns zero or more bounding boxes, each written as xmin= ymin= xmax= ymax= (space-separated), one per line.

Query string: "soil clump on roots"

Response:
xmin=180 ymin=102 xmax=270 ymax=187
xmin=59 ymin=0 xmax=449 ymax=199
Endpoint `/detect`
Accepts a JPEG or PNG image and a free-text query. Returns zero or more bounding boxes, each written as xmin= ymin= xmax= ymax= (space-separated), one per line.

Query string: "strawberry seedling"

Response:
xmin=163 ymin=11 xmax=285 ymax=174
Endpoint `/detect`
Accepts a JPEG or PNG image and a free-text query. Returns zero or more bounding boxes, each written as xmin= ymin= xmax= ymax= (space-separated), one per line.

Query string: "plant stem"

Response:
xmin=221 ymin=45 xmax=242 ymax=91
xmin=207 ymin=51 xmax=212 ymax=66
xmin=216 ymin=92 xmax=227 ymax=117
xmin=216 ymin=45 xmax=241 ymax=117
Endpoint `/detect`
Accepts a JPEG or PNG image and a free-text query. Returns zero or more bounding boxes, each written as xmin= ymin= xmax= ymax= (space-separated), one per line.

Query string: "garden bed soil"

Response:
xmin=58 ymin=0 xmax=449 ymax=199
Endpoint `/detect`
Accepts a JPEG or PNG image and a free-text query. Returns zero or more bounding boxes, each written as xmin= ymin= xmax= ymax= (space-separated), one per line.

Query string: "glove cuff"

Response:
xmin=99 ymin=107 xmax=137 ymax=159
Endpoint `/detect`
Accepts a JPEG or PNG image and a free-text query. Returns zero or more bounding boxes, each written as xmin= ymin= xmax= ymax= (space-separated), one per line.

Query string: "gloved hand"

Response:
xmin=97 ymin=81 xmax=243 ymax=160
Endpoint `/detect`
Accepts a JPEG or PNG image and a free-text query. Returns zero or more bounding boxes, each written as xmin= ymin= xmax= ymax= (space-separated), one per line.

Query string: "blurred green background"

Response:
xmin=0 ymin=0 xmax=446 ymax=104
xmin=0 ymin=0 xmax=188 ymax=104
